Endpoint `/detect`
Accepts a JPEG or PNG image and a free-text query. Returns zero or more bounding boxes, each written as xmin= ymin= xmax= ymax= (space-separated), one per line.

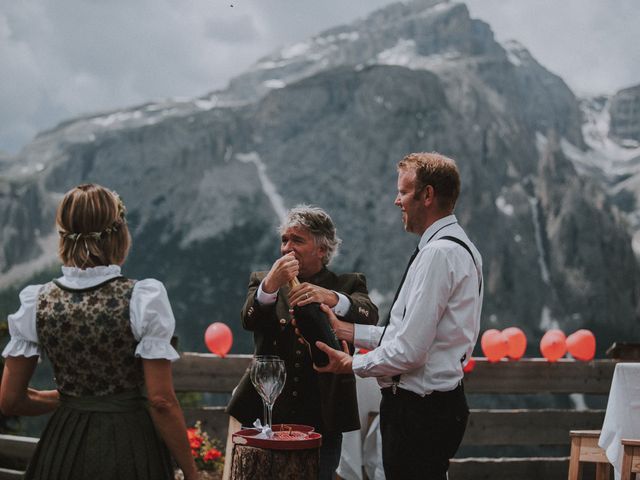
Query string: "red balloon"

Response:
xmin=481 ymin=329 xmax=509 ymax=363
xmin=567 ymin=329 xmax=596 ymax=361
xmin=502 ymin=327 xmax=527 ymax=360
xmin=204 ymin=322 xmax=233 ymax=357
xmin=540 ymin=329 xmax=567 ymax=362
xmin=463 ymin=357 xmax=476 ymax=373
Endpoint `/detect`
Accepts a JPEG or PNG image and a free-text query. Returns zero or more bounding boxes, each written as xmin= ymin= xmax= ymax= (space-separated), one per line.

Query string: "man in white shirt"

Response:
xmin=315 ymin=152 xmax=483 ymax=479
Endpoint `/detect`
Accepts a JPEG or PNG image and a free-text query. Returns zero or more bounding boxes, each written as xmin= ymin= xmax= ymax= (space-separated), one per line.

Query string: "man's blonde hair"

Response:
xmin=56 ymin=184 xmax=131 ymax=268
xmin=398 ymin=152 xmax=460 ymax=212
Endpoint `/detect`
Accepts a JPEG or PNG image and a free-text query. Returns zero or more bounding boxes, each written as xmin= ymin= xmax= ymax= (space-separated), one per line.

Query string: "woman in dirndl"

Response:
xmin=0 ymin=183 xmax=199 ymax=480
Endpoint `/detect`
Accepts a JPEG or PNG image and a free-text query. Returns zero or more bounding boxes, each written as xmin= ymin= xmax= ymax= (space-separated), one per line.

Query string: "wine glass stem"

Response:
xmin=267 ymin=403 xmax=274 ymax=430
xmin=262 ymin=401 xmax=268 ymax=428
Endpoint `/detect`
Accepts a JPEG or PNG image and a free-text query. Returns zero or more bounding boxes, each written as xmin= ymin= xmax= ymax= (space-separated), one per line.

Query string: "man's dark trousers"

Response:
xmin=379 ymin=383 xmax=469 ymax=479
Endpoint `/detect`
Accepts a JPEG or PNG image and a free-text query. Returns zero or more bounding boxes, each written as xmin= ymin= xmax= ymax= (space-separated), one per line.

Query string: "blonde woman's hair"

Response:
xmin=56 ymin=184 xmax=131 ymax=268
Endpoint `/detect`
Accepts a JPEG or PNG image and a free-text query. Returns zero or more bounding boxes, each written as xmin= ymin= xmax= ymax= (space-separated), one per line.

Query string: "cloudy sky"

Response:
xmin=1 ymin=0 xmax=639 ymax=154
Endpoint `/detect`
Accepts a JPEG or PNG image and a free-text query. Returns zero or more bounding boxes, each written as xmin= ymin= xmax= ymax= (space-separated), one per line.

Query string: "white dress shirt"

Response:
xmin=2 ymin=265 xmax=180 ymax=361
xmin=352 ymin=215 xmax=483 ymax=396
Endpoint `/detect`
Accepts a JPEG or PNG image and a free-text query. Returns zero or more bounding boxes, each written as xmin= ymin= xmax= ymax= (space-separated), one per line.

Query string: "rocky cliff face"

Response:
xmin=0 ymin=179 xmax=56 ymax=276
xmin=609 ymin=84 xmax=640 ymax=144
xmin=1 ymin=0 xmax=638 ymax=353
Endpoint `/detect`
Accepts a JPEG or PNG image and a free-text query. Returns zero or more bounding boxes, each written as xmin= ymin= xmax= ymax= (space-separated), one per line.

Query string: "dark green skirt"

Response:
xmin=25 ymin=390 xmax=174 ymax=480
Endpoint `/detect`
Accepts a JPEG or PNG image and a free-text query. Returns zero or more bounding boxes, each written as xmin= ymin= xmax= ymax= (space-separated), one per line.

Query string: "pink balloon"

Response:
xmin=463 ymin=357 xmax=476 ymax=373
xmin=481 ymin=329 xmax=509 ymax=363
xmin=567 ymin=329 xmax=596 ymax=361
xmin=205 ymin=322 xmax=233 ymax=357
xmin=540 ymin=329 xmax=567 ymax=362
xmin=502 ymin=327 xmax=527 ymax=360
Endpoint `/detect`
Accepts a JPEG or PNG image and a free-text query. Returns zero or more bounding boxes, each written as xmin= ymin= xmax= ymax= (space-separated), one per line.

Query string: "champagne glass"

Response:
xmin=249 ymin=355 xmax=278 ymax=427
xmin=249 ymin=356 xmax=286 ymax=430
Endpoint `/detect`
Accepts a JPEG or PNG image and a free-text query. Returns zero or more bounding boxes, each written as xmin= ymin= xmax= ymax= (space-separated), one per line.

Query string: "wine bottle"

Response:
xmin=289 ymin=279 xmax=342 ymax=367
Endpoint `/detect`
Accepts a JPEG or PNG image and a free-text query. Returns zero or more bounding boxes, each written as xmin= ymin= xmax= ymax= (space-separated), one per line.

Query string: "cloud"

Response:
xmin=1 ymin=0 xmax=639 ymax=154
xmin=0 ymin=0 xmax=393 ymax=153
xmin=465 ymin=0 xmax=640 ymax=95
xmin=204 ymin=14 xmax=260 ymax=43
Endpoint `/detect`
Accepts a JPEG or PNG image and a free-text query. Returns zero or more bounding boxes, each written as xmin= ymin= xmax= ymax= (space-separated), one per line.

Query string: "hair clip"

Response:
xmin=59 ymin=230 xmax=103 ymax=241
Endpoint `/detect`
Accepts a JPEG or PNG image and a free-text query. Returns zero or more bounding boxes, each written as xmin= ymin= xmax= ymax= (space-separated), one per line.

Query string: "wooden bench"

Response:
xmin=0 ymin=355 xmax=623 ymax=480
xmin=448 ymin=358 xmax=615 ymax=480
xmin=174 ymin=355 xmax=618 ymax=480
xmin=0 ymin=434 xmax=38 ymax=480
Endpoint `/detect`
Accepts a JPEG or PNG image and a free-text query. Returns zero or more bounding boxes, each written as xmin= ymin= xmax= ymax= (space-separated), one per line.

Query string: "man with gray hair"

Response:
xmin=227 ymin=205 xmax=378 ymax=479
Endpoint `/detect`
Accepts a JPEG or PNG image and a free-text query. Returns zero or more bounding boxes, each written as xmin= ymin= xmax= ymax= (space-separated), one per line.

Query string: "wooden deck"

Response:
xmin=0 ymin=355 xmax=621 ymax=480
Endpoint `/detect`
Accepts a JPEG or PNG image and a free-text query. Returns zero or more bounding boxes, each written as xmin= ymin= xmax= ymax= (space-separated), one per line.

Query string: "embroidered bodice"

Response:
xmin=36 ymin=277 xmax=144 ymax=396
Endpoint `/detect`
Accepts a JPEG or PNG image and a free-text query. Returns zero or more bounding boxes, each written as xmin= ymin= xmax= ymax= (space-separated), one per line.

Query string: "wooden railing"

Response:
xmin=451 ymin=358 xmax=615 ymax=479
xmin=0 ymin=435 xmax=37 ymax=480
xmin=0 ymin=355 xmax=621 ymax=480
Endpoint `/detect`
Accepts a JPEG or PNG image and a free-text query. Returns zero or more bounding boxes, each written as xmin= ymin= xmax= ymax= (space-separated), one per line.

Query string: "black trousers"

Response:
xmin=379 ymin=383 xmax=468 ymax=480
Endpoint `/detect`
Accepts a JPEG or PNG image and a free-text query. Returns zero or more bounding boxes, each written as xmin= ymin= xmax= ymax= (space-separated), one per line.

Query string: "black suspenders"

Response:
xmin=388 ymin=235 xmax=482 ymax=393
xmin=440 ymin=236 xmax=482 ymax=295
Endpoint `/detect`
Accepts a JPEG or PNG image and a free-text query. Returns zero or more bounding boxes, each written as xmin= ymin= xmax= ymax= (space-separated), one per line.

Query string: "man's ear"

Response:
xmin=423 ymin=185 xmax=435 ymax=207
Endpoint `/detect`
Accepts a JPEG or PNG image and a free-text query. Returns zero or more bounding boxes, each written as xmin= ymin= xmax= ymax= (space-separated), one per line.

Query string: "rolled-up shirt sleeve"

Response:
xmin=353 ymin=323 xmax=384 ymax=351
xmin=130 ymin=279 xmax=180 ymax=361
xmin=2 ymin=284 xmax=42 ymax=358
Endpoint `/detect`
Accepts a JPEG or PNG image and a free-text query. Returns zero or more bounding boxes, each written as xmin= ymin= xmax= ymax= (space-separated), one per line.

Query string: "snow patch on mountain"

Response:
xmin=583 ymin=98 xmax=640 ymax=156
xmin=528 ymin=196 xmax=551 ymax=285
xmin=92 ymin=110 xmax=144 ymax=127
xmin=254 ymin=30 xmax=356 ymax=72
xmin=236 ymin=152 xmax=287 ymax=223
xmin=539 ymin=305 xmax=559 ymax=331
xmin=263 ymin=79 xmax=286 ymax=90
xmin=495 ymin=195 xmax=515 ymax=216
xmin=281 ymin=42 xmax=312 ymax=60
xmin=502 ymin=40 xmax=531 ymax=67
xmin=376 ymin=39 xmax=460 ymax=72
xmin=561 ymin=97 xmax=640 ymax=180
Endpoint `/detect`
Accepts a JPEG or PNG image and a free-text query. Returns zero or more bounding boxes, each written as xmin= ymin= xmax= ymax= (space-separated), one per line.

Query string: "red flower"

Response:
xmin=203 ymin=448 xmax=222 ymax=462
xmin=190 ymin=436 xmax=203 ymax=450
xmin=188 ymin=421 xmax=224 ymax=468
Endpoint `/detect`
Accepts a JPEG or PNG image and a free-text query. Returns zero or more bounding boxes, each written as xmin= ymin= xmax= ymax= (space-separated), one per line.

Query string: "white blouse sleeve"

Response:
xmin=2 ymin=284 xmax=42 ymax=358
xmin=130 ymin=279 xmax=180 ymax=361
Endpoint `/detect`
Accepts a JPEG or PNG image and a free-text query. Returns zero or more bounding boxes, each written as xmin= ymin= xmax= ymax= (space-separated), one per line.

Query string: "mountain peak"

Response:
xmin=502 ymin=40 xmax=534 ymax=67
xmin=226 ymin=0 xmax=498 ymax=101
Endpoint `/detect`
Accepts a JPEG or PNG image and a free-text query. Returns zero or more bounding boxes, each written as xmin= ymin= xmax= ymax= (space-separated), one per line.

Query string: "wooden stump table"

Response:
xmin=230 ymin=444 xmax=319 ymax=479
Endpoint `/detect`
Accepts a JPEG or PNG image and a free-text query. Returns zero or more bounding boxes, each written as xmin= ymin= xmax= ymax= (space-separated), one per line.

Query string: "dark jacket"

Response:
xmin=226 ymin=267 xmax=378 ymax=433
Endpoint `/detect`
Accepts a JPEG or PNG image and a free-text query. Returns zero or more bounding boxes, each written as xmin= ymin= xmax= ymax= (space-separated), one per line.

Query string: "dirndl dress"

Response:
xmin=1 ymin=272 xmax=181 ymax=480
xmin=25 ymin=390 xmax=174 ymax=480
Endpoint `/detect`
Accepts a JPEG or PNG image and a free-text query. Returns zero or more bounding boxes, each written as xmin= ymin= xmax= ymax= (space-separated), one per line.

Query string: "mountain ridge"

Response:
xmin=1 ymin=0 xmax=638 ymax=354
